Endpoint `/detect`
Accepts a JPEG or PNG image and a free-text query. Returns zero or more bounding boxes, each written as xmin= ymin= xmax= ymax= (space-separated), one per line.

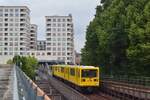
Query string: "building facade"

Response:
xmin=0 ymin=6 xmax=31 ymax=56
xmin=45 ymin=14 xmax=75 ymax=64
xmin=30 ymin=24 xmax=37 ymax=50
xmin=0 ymin=6 xmax=75 ymax=64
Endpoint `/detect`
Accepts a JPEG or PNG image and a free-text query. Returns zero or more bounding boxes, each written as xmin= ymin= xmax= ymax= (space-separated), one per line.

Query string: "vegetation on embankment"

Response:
xmin=7 ymin=55 xmax=38 ymax=79
xmin=81 ymin=0 xmax=150 ymax=77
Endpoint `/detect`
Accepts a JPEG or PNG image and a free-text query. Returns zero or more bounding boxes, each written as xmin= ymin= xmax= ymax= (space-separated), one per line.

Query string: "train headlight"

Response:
xmin=94 ymin=79 xmax=98 ymax=82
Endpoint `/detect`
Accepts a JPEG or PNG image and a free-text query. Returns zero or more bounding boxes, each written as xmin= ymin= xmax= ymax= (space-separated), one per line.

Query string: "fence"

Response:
xmin=15 ymin=66 xmax=51 ymax=100
xmin=103 ymin=75 xmax=150 ymax=87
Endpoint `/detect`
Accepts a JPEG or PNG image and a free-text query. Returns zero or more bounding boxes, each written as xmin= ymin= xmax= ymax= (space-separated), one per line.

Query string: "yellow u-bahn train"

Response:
xmin=51 ymin=65 xmax=99 ymax=93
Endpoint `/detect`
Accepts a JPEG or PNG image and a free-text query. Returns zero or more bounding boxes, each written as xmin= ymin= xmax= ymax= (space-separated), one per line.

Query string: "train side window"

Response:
xmin=61 ymin=67 xmax=64 ymax=73
xmin=55 ymin=67 xmax=57 ymax=71
xmin=70 ymin=68 xmax=75 ymax=76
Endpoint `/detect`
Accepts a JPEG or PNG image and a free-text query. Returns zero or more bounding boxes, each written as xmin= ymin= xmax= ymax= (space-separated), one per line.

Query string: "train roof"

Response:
xmin=52 ymin=65 xmax=98 ymax=68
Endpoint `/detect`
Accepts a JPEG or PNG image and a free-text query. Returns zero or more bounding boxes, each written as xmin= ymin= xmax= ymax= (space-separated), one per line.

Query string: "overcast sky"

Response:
xmin=0 ymin=0 xmax=100 ymax=52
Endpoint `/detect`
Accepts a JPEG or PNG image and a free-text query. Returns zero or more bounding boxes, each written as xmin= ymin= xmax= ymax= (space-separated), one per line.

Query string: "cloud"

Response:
xmin=0 ymin=0 xmax=100 ymax=52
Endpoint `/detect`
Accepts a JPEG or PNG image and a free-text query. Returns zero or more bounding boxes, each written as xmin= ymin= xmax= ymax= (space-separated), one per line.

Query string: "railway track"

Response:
xmin=37 ymin=68 xmax=115 ymax=100
xmin=37 ymin=66 xmax=150 ymax=100
xmin=84 ymin=91 xmax=115 ymax=100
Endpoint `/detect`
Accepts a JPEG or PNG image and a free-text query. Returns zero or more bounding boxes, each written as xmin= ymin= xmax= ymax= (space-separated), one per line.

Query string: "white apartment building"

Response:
xmin=0 ymin=6 xmax=30 ymax=57
xmin=30 ymin=24 xmax=37 ymax=50
xmin=45 ymin=14 xmax=75 ymax=64
xmin=0 ymin=6 xmax=75 ymax=64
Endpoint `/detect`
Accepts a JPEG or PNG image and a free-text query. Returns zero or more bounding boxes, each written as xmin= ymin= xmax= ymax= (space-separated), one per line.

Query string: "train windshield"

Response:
xmin=82 ymin=69 xmax=97 ymax=77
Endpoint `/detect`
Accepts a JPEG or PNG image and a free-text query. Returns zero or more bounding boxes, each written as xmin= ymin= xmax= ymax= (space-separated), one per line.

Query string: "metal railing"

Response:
xmin=15 ymin=66 xmax=51 ymax=100
xmin=103 ymin=75 xmax=150 ymax=87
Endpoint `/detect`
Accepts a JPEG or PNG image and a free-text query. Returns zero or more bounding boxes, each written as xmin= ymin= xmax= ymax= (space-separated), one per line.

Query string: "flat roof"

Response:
xmin=53 ymin=65 xmax=97 ymax=68
xmin=0 ymin=6 xmax=30 ymax=11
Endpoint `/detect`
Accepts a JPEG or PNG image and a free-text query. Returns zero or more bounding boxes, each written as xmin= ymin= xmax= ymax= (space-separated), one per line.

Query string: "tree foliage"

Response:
xmin=81 ymin=0 xmax=150 ymax=76
xmin=12 ymin=55 xmax=38 ymax=79
xmin=6 ymin=59 xmax=13 ymax=64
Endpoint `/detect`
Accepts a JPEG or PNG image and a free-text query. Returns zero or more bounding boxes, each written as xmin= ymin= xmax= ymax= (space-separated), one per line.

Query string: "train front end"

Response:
xmin=80 ymin=66 xmax=99 ymax=92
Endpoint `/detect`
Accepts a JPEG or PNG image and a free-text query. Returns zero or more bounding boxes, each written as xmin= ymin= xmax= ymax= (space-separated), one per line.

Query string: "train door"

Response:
xmin=64 ymin=67 xmax=68 ymax=80
xmin=76 ymin=68 xmax=80 ymax=84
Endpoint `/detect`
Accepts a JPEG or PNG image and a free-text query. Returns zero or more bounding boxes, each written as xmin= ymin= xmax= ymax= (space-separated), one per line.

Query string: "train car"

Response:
xmin=51 ymin=65 xmax=99 ymax=93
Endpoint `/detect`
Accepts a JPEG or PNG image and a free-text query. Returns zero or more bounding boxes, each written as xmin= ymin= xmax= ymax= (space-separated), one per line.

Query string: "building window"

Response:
xmin=4 ymin=38 xmax=8 ymax=41
xmin=9 ymin=52 xmax=13 ymax=55
xmin=47 ymin=33 xmax=51 ymax=36
xmin=5 ymin=33 xmax=8 ymax=36
xmin=58 ymin=47 xmax=61 ymax=51
xmin=5 ymin=23 xmax=8 ymax=26
xmin=15 ymin=13 xmax=19 ymax=17
xmin=42 ymin=53 xmax=45 ymax=55
xmin=5 ymin=14 xmax=8 ymax=17
xmin=0 ymin=28 xmax=3 ymax=31
xmin=15 ymin=42 xmax=18 ymax=46
xmin=10 ymin=23 xmax=13 ymax=26
xmin=20 ymin=48 xmax=23 ymax=50
xmin=10 ymin=13 xmax=13 ymax=17
xmin=57 ymin=19 xmax=61 ymax=22
xmin=67 ymin=19 xmax=71 ymax=21
xmin=0 ymin=13 xmax=2 ymax=17
xmin=53 ymin=23 xmax=56 ymax=27
xmin=9 ymin=38 xmax=13 ymax=41
xmin=47 ymin=38 xmax=51 ymax=41
xmin=62 ymin=23 xmax=65 ymax=27
xmin=53 ymin=19 xmax=56 ymax=22
xmin=0 ymin=33 xmax=3 ymax=36
xmin=62 ymin=52 xmax=66 ymax=56
xmin=53 ymin=47 xmax=56 ymax=51
xmin=4 ymin=28 xmax=7 ymax=31
xmin=47 ymin=47 xmax=51 ymax=50
xmin=4 ymin=48 xmax=8 ymax=50
xmin=58 ymin=23 xmax=61 ymax=27
xmin=62 ymin=28 xmax=66 ymax=31
xmin=63 ymin=33 xmax=66 ymax=36
xmin=5 ymin=18 xmax=8 ymax=21
xmin=53 ymin=52 xmax=56 ymax=56
xmin=47 ymin=24 xmax=51 ymax=26
xmin=52 ymin=33 xmax=56 ymax=36
xmin=47 ymin=52 xmax=51 ymax=55
xmin=53 ymin=28 xmax=56 ymax=32
xmin=15 ymin=9 xmax=19 ymax=12
xmin=57 ymin=28 xmax=61 ymax=32
xmin=47 ymin=28 xmax=51 ymax=31
xmin=15 ymin=47 xmax=18 ymax=51
xmin=57 ymin=52 xmax=61 ymax=56
xmin=62 ymin=19 xmax=65 ymax=22
xmin=57 ymin=43 xmax=61 ymax=46
xmin=53 ymin=43 xmax=56 ymax=46
xmin=47 ymin=19 xmax=51 ymax=21
xmin=4 ymin=43 xmax=8 ymax=46
xmin=5 ymin=9 xmax=8 ymax=12
xmin=4 ymin=52 xmax=8 ymax=55
xmin=10 ymin=28 xmax=13 ymax=31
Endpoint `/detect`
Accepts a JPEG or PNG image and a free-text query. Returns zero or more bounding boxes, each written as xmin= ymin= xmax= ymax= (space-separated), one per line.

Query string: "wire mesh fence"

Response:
xmin=102 ymin=75 xmax=150 ymax=87
xmin=16 ymin=66 xmax=51 ymax=100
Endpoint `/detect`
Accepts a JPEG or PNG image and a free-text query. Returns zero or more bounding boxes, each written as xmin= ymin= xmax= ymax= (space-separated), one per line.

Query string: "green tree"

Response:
xmin=82 ymin=0 xmax=150 ymax=76
xmin=12 ymin=55 xmax=38 ymax=79
xmin=6 ymin=59 xmax=13 ymax=64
